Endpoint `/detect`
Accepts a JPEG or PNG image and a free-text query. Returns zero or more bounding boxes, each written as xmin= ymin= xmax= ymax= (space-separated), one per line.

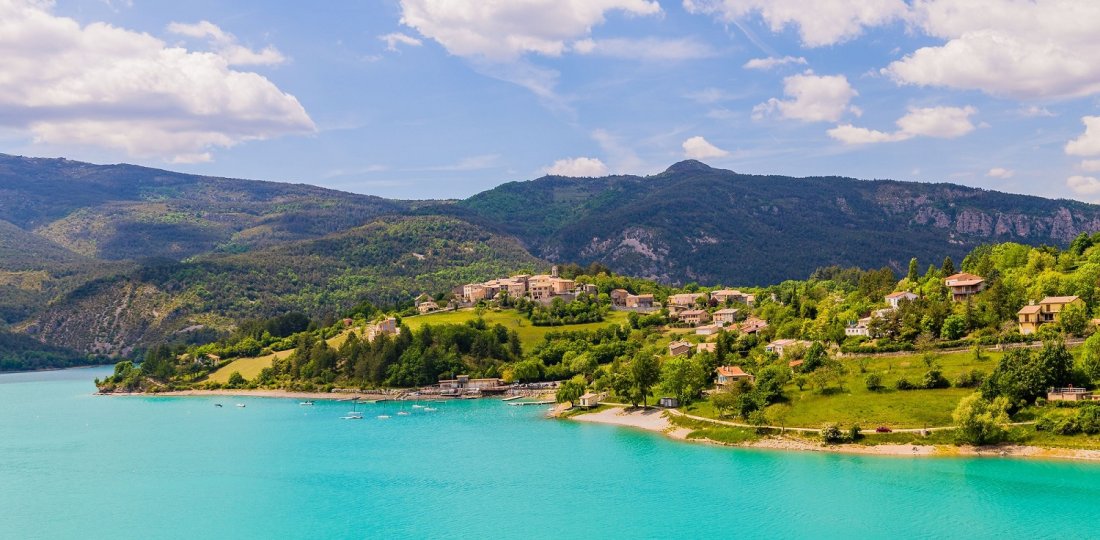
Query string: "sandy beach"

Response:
xmin=568 ymin=406 xmax=1100 ymax=462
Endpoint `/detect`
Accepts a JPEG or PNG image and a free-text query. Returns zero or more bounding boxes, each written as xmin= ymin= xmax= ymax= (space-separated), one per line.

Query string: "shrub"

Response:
xmin=895 ymin=378 xmax=916 ymax=391
xmin=1054 ymin=416 xmax=1081 ymax=436
xmin=848 ymin=424 xmax=862 ymax=441
xmin=953 ymin=369 xmax=985 ymax=388
xmin=1076 ymin=406 xmax=1100 ymax=435
xmin=922 ymin=369 xmax=951 ymax=389
xmin=226 ymin=371 xmax=246 ymax=388
xmin=821 ymin=423 xmax=845 ymax=444
xmin=864 ymin=373 xmax=883 ymax=391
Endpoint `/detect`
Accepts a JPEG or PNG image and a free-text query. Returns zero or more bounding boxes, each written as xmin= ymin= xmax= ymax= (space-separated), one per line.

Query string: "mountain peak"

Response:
xmin=660 ymin=160 xmax=717 ymax=175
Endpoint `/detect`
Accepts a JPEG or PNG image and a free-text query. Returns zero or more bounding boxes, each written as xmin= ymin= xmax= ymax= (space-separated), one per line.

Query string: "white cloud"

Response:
xmin=884 ymin=0 xmax=1100 ymax=100
xmin=754 ymin=71 xmax=858 ymax=123
xmin=546 ymin=157 xmax=609 ymax=177
xmin=167 ymin=20 xmax=285 ymax=66
xmin=828 ymin=106 xmax=977 ymax=145
xmin=378 ymin=32 xmax=423 ymax=52
xmin=571 ymin=37 xmax=715 ymax=61
xmin=986 ymin=167 xmax=1014 ymax=179
xmin=398 ymin=0 xmax=661 ymax=61
xmin=684 ymin=0 xmax=906 ymax=47
xmin=742 ymin=55 xmax=807 ymax=70
xmin=1067 ymin=175 xmax=1100 ymax=197
xmin=1065 ymin=116 xmax=1100 ymax=156
xmin=1021 ymin=105 xmax=1055 ymax=118
xmin=0 ymin=1 xmax=313 ymax=162
xmin=682 ymin=136 xmax=729 ymax=159
xmin=1080 ymin=160 xmax=1100 ymax=173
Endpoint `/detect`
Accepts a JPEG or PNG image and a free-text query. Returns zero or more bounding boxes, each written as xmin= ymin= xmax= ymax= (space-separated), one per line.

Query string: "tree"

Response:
xmin=952 ymin=393 xmax=1009 ymax=445
xmin=941 ymin=314 xmax=966 ymax=340
xmin=227 ymin=371 xmax=246 ymax=388
xmin=556 ymin=375 xmax=587 ymax=405
xmin=711 ymin=390 xmax=738 ymax=417
xmin=631 ymin=352 xmax=661 ymax=407
xmin=907 ymin=257 xmax=919 ymax=282
xmin=800 ymin=342 xmax=828 ymax=372
xmin=1058 ymin=302 xmax=1089 ymax=337
xmin=865 ymin=372 xmax=883 ymax=391
xmin=820 ymin=423 xmax=845 ymax=444
xmin=942 ymin=256 xmax=956 ymax=276
xmin=1082 ymin=332 xmax=1100 ymax=383
xmin=660 ymin=355 xmax=708 ymax=405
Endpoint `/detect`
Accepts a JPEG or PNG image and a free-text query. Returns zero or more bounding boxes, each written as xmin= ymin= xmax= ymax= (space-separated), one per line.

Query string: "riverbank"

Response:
xmin=100 ymin=389 xmax=394 ymax=401
xmin=568 ymin=406 xmax=1100 ymax=463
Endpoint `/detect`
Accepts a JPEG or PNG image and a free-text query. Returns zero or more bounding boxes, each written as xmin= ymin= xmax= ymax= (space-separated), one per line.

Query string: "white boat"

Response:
xmin=377 ymin=415 xmax=391 ymax=419
xmin=341 ymin=413 xmax=363 ymax=420
xmin=423 ymin=407 xmax=437 ymax=412
xmin=411 ymin=404 xmax=425 ymax=409
xmin=235 ymin=403 xmax=246 ymax=408
xmin=397 ymin=411 xmax=410 ymax=416
xmin=299 ymin=400 xmax=315 ymax=406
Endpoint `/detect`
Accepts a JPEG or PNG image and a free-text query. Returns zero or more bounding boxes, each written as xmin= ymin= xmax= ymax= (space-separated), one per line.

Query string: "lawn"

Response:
xmin=402 ymin=308 xmax=631 ymax=349
xmin=685 ymin=348 xmax=1010 ymax=429
xmin=207 ymin=328 xmax=358 ymax=383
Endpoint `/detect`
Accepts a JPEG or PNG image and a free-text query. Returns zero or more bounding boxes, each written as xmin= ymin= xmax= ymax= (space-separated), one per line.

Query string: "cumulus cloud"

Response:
xmin=379 ymin=32 xmax=422 ymax=52
xmin=884 ymin=1 xmax=1100 ymax=100
xmin=828 ymin=106 xmax=977 ymax=145
xmin=1065 ymin=116 xmax=1100 ymax=156
xmin=986 ymin=167 xmax=1014 ymax=179
xmin=684 ymin=0 xmax=906 ymax=47
xmin=682 ymin=136 xmax=729 ymax=159
xmin=167 ymin=20 xmax=285 ymax=66
xmin=742 ymin=55 xmax=807 ymax=70
xmin=0 ymin=1 xmax=313 ymax=163
xmin=546 ymin=157 xmax=609 ymax=177
xmin=1067 ymin=175 xmax=1100 ymax=197
xmin=753 ymin=71 xmax=858 ymax=123
xmin=571 ymin=37 xmax=715 ymax=61
xmin=398 ymin=0 xmax=661 ymax=61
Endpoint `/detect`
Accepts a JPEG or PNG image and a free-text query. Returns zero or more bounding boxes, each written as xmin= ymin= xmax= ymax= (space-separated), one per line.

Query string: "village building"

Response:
xmin=1048 ymin=387 xmax=1099 ymax=402
xmin=945 ymin=272 xmax=985 ymax=302
xmin=578 ymin=392 xmax=601 ymax=408
xmin=885 ymin=291 xmax=919 ymax=309
xmin=765 ymin=339 xmax=812 ymax=357
xmin=668 ymin=341 xmax=692 ymax=356
xmin=713 ymin=308 xmax=740 ymax=326
xmin=366 ymin=317 xmax=400 ymax=341
xmin=668 ymin=292 xmax=708 ymax=307
xmin=1018 ymin=296 xmax=1086 ymax=335
xmin=610 ymin=289 xmax=630 ymax=306
xmin=658 ymin=396 xmax=680 ymax=408
xmin=845 ymin=316 xmax=873 ymax=337
xmin=711 ymin=289 xmax=754 ymax=306
xmin=695 ymin=324 xmax=720 ymax=336
xmin=715 ymin=365 xmax=754 ymax=387
xmin=416 ymin=300 xmax=439 ymax=314
xmin=679 ymin=309 xmax=711 ymax=326
xmin=625 ymin=293 xmax=654 ymax=309
xmin=739 ymin=317 xmax=768 ymax=334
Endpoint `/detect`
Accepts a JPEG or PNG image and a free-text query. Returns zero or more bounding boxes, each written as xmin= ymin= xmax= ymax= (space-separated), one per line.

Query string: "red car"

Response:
xmin=875 ymin=426 xmax=892 ymax=433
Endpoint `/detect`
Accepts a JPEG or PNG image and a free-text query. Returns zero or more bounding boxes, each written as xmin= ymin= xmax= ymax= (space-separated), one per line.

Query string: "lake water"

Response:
xmin=3 ymin=367 xmax=1099 ymax=539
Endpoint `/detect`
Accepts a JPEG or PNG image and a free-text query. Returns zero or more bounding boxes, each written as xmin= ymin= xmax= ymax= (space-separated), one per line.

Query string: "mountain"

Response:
xmin=436 ymin=161 xmax=1100 ymax=284
xmin=23 ymin=216 xmax=541 ymax=355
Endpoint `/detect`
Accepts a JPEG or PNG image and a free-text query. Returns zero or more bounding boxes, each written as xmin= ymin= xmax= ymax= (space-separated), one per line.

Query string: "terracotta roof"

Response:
xmin=579 ymin=392 xmax=599 ymax=400
xmin=885 ymin=291 xmax=917 ymax=299
xmin=945 ymin=272 xmax=982 ymax=281
xmin=949 ymin=279 xmax=984 ymax=287
xmin=716 ymin=366 xmax=750 ymax=378
xmin=788 ymin=360 xmax=804 ymax=368
xmin=1018 ymin=305 xmax=1041 ymax=314
xmin=1039 ymin=295 xmax=1081 ymax=305
xmin=680 ymin=309 xmax=707 ymax=316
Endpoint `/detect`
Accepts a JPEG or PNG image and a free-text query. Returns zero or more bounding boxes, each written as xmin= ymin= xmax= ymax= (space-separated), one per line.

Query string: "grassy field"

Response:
xmin=402 ymin=308 xmax=631 ymax=349
xmin=684 ymin=348 xmax=1010 ymax=429
xmin=207 ymin=329 xmax=357 ymax=383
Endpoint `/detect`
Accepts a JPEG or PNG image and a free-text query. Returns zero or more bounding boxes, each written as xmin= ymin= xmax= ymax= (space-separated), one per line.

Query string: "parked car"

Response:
xmin=875 ymin=426 xmax=892 ymax=433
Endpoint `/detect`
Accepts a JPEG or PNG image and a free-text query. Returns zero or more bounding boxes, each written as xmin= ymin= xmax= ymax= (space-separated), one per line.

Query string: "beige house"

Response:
xmin=715 ymin=366 xmax=754 ymax=387
xmin=1018 ymin=296 xmax=1085 ymax=335
xmin=740 ymin=317 xmax=768 ymax=334
xmin=713 ymin=308 xmax=740 ymax=326
xmin=695 ymin=324 xmax=720 ymax=336
xmin=578 ymin=392 xmax=601 ymax=408
xmin=765 ymin=339 xmax=811 ymax=357
xmin=610 ymin=289 xmax=630 ymax=306
xmin=945 ymin=272 xmax=985 ymax=301
xmin=679 ymin=309 xmax=711 ymax=326
xmin=711 ymin=289 xmax=754 ymax=305
xmin=417 ymin=301 xmax=439 ymax=314
xmin=625 ymin=294 xmax=654 ymax=308
xmin=885 ymin=291 xmax=918 ymax=309
xmin=668 ymin=292 xmax=708 ymax=307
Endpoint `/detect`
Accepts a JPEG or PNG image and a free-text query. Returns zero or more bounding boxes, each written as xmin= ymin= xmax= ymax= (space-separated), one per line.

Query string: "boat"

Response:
xmin=501 ymin=396 xmax=522 ymax=402
xmin=299 ymin=400 xmax=315 ymax=406
xmin=397 ymin=411 xmax=410 ymax=416
xmin=214 ymin=403 xmax=223 ymax=408
xmin=423 ymin=407 xmax=437 ymax=412
xmin=411 ymin=404 xmax=425 ymax=409
xmin=377 ymin=415 xmax=391 ymax=419
xmin=341 ymin=412 xmax=363 ymax=420
xmin=235 ymin=403 xmax=246 ymax=408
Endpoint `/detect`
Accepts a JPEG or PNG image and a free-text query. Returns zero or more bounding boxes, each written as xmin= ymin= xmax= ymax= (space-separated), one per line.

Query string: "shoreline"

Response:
xmin=568 ymin=406 xmax=1100 ymax=463
xmin=100 ymin=389 xmax=397 ymax=401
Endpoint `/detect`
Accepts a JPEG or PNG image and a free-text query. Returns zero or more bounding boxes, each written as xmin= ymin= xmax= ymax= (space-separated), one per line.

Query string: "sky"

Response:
xmin=1 ymin=0 xmax=1100 ymax=201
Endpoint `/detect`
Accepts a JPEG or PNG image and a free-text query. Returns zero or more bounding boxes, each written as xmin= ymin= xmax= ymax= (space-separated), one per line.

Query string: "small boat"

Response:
xmin=341 ymin=413 xmax=363 ymax=420
xmin=299 ymin=400 xmax=315 ymax=406
xmin=235 ymin=403 xmax=246 ymax=408
xmin=377 ymin=415 xmax=391 ymax=419
xmin=423 ymin=407 xmax=437 ymax=412
xmin=411 ymin=404 xmax=425 ymax=409
xmin=397 ymin=411 xmax=410 ymax=416
xmin=214 ymin=403 xmax=223 ymax=408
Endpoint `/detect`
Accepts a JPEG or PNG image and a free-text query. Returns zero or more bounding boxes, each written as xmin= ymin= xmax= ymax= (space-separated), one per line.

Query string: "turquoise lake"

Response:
xmin=3 ymin=367 xmax=1100 ymax=539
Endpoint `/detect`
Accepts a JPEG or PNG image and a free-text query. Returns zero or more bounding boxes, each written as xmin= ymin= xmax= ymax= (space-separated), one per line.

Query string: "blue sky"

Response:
xmin=2 ymin=0 xmax=1099 ymax=201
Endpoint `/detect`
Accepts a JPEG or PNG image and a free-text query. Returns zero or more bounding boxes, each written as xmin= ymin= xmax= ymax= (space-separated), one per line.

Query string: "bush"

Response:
xmin=821 ymin=423 xmax=845 ymax=444
xmin=848 ymin=424 xmax=862 ymax=441
xmin=1054 ymin=416 xmax=1081 ymax=436
xmin=1076 ymin=405 xmax=1100 ymax=434
xmin=921 ymin=369 xmax=951 ymax=389
xmin=864 ymin=372 xmax=883 ymax=391
xmin=226 ymin=371 xmax=246 ymax=388
xmin=895 ymin=378 xmax=916 ymax=391
xmin=953 ymin=369 xmax=985 ymax=388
